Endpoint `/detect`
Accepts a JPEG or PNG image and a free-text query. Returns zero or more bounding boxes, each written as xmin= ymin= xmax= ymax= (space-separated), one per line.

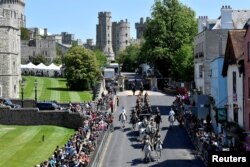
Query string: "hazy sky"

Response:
xmin=25 ymin=0 xmax=250 ymax=42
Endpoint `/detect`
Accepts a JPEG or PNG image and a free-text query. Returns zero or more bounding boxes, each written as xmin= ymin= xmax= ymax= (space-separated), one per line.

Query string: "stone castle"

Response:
xmin=96 ymin=12 xmax=147 ymax=61
xmin=0 ymin=0 xmax=25 ymax=98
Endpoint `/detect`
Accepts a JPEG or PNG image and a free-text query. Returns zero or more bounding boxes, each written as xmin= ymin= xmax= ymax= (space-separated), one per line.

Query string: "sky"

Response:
xmin=25 ymin=0 xmax=250 ymax=43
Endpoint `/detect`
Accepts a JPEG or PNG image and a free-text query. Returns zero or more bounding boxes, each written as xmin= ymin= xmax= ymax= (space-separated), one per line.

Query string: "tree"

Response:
xmin=32 ymin=54 xmax=46 ymax=65
xmin=140 ymin=0 xmax=197 ymax=81
xmin=93 ymin=49 xmax=107 ymax=68
xmin=117 ymin=44 xmax=140 ymax=72
xmin=21 ymin=27 xmax=30 ymax=40
xmin=63 ymin=46 xmax=100 ymax=90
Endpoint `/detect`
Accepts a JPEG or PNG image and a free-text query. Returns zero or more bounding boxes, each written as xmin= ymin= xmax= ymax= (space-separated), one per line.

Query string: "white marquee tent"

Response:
xmin=21 ymin=62 xmax=62 ymax=77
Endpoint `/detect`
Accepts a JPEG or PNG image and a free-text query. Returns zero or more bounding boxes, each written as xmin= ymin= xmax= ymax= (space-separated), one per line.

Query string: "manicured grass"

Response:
xmin=21 ymin=76 xmax=92 ymax=102
xmin=0 ymin=125 xmax=75 ymax=167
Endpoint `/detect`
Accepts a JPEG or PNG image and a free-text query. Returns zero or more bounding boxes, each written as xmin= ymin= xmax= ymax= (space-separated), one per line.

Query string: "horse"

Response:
xmin=142 ymin=140 xmax=153 ymax=163
xmin=119 ymin=112 xmax=127 ymax=130
xmin=154 ymin=138 xmax=163 ymax=161
xmin=138 ymin=122 xmax=146 ymax=141
xmin=169 ymin=115 xmax=175 ymax=128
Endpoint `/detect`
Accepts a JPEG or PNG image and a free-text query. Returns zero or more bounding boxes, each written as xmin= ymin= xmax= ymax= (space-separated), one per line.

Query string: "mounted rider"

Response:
xmin=142 ymin=138 xmax=153 ymax=163
xmin=168 ymin=108 xmax=175 ymax=122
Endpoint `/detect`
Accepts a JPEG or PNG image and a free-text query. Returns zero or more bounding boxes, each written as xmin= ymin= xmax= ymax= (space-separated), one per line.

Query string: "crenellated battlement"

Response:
xmin=0 ymin=0 xmax=25 ymax=6
xmin=98 ymin=11 xmax=112 ymax=18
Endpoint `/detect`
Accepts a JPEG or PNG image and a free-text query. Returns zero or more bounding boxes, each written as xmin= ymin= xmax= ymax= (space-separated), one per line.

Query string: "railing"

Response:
xmin=89 ymin=127 xmax=111 ymax=167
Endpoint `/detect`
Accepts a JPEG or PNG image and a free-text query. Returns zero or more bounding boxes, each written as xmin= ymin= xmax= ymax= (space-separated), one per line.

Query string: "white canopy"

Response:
xmin=35 ymin=63 xmax=48 ymax=70
xmin=22 ymin=62 xmax=37 ymax=69
xmin=47 ymin=63 xmax=60 ymax=70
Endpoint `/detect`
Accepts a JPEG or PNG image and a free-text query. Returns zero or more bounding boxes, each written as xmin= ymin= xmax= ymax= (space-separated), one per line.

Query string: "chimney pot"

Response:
xmin=222 ymin=5 xmax=224 ymax=9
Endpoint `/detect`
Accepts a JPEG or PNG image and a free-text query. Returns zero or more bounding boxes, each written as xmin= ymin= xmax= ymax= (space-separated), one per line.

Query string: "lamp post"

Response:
xmin=34 ymin=79 xmax=38 ymax=105
xmin=21 ymin=80 xmax=25 ymax=107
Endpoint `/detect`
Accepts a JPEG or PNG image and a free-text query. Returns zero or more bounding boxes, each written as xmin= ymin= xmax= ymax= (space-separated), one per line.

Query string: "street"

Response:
xmin=100 ymin=91 xmax=205 ymax=167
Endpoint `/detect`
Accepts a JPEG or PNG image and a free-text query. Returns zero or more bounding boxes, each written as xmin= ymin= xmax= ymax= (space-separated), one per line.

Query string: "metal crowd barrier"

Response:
xmin=89 ymin=123 xmax=111 ymax=167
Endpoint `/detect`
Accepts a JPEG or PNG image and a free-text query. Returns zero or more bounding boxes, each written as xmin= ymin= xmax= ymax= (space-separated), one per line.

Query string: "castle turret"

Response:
xmin=135 ymin=17 xmax=147 ymax=39
xmin=112 ymin=19 xmax=130 ymax=55
xmin=96 ymin=12 xmax=115 ymax=61
xmin=0 ymin=0 xmax=26 ymax=27
xmin=0 ymin=0 xmax=25 ymax=98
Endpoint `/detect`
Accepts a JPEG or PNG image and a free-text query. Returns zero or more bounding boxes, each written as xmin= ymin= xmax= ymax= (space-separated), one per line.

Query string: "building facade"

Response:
xmin=194 ymin=5 xmax=250 ymax=95
xmin=222 ymin=30 xmax=245 ymax=128
xmin=210 ymin=57 xmax=228 ymax=133
xmin=244 ymin=20 xmax=250 ymax=131
xmin=194 ymin=29 xmax=229 ymax=94
xmin=21 ymin=39 xmax=57 ymax=64
xmin=0 ymin=0 xmax=25 ymax=98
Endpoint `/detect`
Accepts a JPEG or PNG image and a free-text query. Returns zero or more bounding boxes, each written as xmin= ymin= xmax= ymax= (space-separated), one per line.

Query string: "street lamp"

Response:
xmin=21 ymin=80 xmax=25 ymax=107
xmin=34 ymin=79 xmax=38 ymax=105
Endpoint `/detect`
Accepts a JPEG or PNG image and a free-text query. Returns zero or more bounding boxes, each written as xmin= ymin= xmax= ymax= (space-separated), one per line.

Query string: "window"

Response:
xmin=248 ymin=42 xmax=250 ymax=61
xmin=14 ymin=85 xmax=16 ymax=94
xmin=0 ymin=85 xmax=2 ymax=97
xmin=125 ymin=33 xmax=128 ymax=37
xmin=233 ymin=71 xmax=237 ymax=102
xmin=13 ymin=61 xmax=15 ymax=73
xmin=248 ymin=77 xmax=250 ymax=99
xmin=233 ymin=71 xmax=236 ymax=94
xmin=233 ymin=104 xmax=238 ymax=123
xmin=199 ymin=65 xmax=203 ymax=78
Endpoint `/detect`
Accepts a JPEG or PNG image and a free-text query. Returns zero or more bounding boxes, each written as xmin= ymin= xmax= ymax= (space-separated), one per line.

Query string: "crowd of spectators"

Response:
xmin=183 ymin=110 xmax=239 ymax=164
xmin=36 ymin=91 xmax=115 ymax=167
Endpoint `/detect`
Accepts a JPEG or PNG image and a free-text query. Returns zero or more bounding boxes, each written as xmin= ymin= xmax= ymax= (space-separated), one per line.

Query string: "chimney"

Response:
xmin=221 ymin=5 xmax=233 ymax=29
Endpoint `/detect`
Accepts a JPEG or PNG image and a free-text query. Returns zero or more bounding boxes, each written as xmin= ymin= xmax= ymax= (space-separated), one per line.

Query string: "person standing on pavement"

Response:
xmin=154 ymin=110 xmax=162 ymax=130
xmin=116 ymin=96 xmax=119 ymax=107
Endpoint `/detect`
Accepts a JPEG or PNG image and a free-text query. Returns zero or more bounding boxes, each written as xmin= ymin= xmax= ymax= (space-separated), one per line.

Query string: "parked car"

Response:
xmin=36 ymin=102 xmax=61 ymax=110
xmin=0 ymin=97 xmax=21 ymax=108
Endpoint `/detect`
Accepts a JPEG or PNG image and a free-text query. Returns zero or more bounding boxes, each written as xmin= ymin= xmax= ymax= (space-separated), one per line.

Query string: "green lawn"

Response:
xmin=0 ymin=125 xmax=75 ymax=167
xmin=21 ymin=76 xmax=92 ymax=102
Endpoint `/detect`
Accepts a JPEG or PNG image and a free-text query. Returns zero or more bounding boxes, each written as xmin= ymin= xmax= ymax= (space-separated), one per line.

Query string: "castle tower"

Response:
xmin=112 ymin=19 xmax=130 ymax=55
xmin=96 ymin=12 xmax=115 ymax=61
xmin=135 ymin=17 xmax=148 ymax=39
xmin=0 ymin=0 xmax=26 ymax=27
xmin=0 ymin=0 xmax=25 ymax=98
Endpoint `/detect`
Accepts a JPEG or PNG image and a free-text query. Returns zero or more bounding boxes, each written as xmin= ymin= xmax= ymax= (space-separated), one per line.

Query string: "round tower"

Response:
xmin=0 ymin=0 xmax=26 ymax=27
xmin=117 ymin=19 xmax=130 ymax=53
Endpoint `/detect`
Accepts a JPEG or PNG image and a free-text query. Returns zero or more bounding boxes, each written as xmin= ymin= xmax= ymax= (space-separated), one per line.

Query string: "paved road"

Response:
xmin=100 ymin=91 xmax=205 ymax=167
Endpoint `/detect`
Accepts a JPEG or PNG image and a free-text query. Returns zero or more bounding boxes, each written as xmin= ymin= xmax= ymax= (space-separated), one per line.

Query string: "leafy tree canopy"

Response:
xmin=140 ymin=0 xmax=197 ymax=81
xmin=32 ymin=54 xmax=46 ymax=65
xmin=93 ymin=49 xmax=107 ymax=68
xmin=63 ymin=46 xmax=100 ymax=91
xmin=117 ymin=44 xmax=141 ymax=72
xmin=21 ymin=27 xmax=30 ymax=40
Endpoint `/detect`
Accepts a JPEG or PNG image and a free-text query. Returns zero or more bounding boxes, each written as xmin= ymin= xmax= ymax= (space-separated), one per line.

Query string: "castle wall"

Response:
xmin=0 ymin=107 xmax=85 ymax=129
xmin=21 ymin=39 xmax=57 ymax=64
